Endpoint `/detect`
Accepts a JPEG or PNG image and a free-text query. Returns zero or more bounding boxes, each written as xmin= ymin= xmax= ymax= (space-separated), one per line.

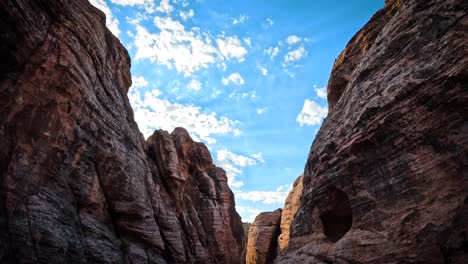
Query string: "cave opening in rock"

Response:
xmin=320 ymin=187 xmax=353 ymax=242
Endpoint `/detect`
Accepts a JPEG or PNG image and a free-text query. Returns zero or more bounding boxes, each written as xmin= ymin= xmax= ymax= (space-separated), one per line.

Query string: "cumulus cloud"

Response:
xmin=216 ymin=36 xmax=248 ymax=62
xmin=179 ymin=9 xmax=194 ymax=20
xmin=132 ymin=75 xmax=149 ymax=89
xmin=234 ymin=189 xmax=289 ymax=204
xmin=236 ymin=206 xmax=262 ymax=223
xmin=188 ymin=79 xmax=202 ymax=91
xmin=156 ymin=0 xmax=173 ymax=13
xmin=314 ymin=86 xmax=327 ymax=99
xmin=133 ymin=17 xmax=247 ymax=76
xmin=222 ymin=73 xmax=245 ymax=86
xmin=286 ymin=35 xmax=301 ymax=45
xmin=284 ymin=46 xmax=307 ymax=63
xmin=296 ymin=99 xmax=328 ymax=126
xmin=128 ymin=76 xmax=241 ymax=144
xmin=89 ymin=0 xmax=121 ymax=36
xmin=264 ymin=46 xmax=279 ymax=60
xmin=233 ymin=15 xmax=248 ymax=24
xmin=265 ymin=18 xmax=274 ymax=27
xmin=256 ymin=108 xmax=267 ymax=115
xmin=109 ymin=0 xmax=155 ymax=12
xmin=258 ymin=66 xmax=268 ymax=76
xmin=216 ymin=150 xmax=264 ymax=188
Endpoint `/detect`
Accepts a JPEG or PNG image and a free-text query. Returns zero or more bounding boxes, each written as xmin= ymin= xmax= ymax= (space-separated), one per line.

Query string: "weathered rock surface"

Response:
xmin=0 ymin=0 xmax=244 ymax=263
xmin=246 ymin=209 xmax=282 ymax=264
xmin=276 ymin=0 xmax=468 ymax=263
xmin=277 ymin=175 xmax=303 ymax=252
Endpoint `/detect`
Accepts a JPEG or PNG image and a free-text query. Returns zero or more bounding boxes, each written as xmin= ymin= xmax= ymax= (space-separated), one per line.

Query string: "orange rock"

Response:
xmin=277 ymin=175 xmax=303 ymax=251
xmin=246 ymin=209 xmax=282 ymax=264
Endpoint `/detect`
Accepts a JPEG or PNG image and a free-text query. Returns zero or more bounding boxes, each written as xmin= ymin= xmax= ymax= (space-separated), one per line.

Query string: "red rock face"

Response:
xmin=277 ymin=176 xmax=303 ymax=252
xmin=277 ymin=0 xmax=468 ymax=263
xmin=0 ymin=0 xmax=244 ymax=263
xmin=246 ymin=209 xmax=282 ymax=264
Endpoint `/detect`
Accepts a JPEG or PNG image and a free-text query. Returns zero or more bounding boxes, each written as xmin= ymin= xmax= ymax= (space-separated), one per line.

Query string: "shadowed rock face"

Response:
xmin=246 ymin=209 xmax=282 ymax=264
xmin=277 ymin=0 xmax=468 ymax=263
xmin=0 ymin=0 xmax=244 ymax=263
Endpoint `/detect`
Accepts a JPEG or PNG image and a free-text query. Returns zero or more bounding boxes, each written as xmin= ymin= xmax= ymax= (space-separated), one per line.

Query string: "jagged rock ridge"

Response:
xmin=276 ymin=0 xmax=468 ymax=263
xmin=0 ymin=0 xmax=244 ymax=263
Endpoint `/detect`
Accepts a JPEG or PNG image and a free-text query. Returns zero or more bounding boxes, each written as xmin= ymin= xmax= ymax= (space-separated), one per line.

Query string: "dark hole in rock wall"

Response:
xmin=320 ymin=187 xmax=353 ymax=242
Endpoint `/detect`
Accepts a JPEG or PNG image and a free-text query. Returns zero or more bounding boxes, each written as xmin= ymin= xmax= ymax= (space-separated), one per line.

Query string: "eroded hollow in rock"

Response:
xmin=320 ymin=187 xmax=353 ymax=242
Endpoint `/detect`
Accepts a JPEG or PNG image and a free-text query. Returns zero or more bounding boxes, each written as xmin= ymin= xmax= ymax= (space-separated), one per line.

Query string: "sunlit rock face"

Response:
xmin=277 ymin=175 xmax=303 ymax=252
xmin=246 ymin=209 xmax=282 ymax=264
xmin=245 ymin=175 xmax=303 ymax=264
xmin=276 ymin=0 xmax=468 ymax=263
xmin=0 ymin=0 xmax=244 ymax=263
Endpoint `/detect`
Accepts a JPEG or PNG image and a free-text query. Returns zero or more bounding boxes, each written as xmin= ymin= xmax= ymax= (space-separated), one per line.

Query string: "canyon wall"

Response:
xmin=0 ymin=0 xmax=244 ymax=263
xmin=245 ymin=176 xmax=303 ymax=264
xmin=246 ymin=209 xmax=282 ymax=264
xmin=276 ymin=0 xmax=468 ymax=263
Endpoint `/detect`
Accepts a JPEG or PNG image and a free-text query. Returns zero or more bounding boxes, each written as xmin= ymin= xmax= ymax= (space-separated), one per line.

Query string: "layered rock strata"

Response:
xmin=277 ymin=0 xmax=468 ymax=263
xmin=0 ymin=0 xmax=244 ymax=263
xmin=246 ymin=209 xmax=282 ymax=264
xmin=277 ymin=175 xmax=303 ymax=252
xmin=245 ymin=175 xmax=303 ymax=264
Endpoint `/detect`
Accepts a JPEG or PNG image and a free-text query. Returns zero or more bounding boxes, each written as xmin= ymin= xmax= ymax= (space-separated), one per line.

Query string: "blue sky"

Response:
xmin=90 ymin=0 xmax=384 ymax=222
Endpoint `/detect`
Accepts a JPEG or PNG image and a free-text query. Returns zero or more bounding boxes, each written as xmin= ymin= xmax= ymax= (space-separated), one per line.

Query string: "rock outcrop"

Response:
xmin=277 ymin=0 xmax=468 ymax=263
xmin=246 ymin=209 xmax=282 ymax=264
xmin=0 ymin=0 xmax=244 ymax=263
xmin=277 ymin=176 xmax=303 ymax=252
xmin=244 ymin=175 xmax=303 ymax=264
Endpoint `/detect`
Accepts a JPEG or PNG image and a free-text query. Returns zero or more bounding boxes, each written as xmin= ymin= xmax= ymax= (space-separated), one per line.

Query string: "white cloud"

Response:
xmin=109 ymin=0 xmax=155 ymax=12
xmin=234 ymin=189 xmax=289 ymax=204
xmin=131 ymin=75 xmax=149 ymax=89
xmin=243 ymin=37 xmax=252 ymax=47
xmin=250 ymin=153 xmax=265 ymax=163
xmin=233 ymin=15 xmax=248 ymax=25
xmin=156 ymin=0 xmax=173 ymax=13
xmin=256 ymin=108 xmax=267 ymax=115
xmin=216 ymin=150 xmax=263 ymax=188
xmin=315 ymin=86 xmax=327 ymax=99
xmin=286 ymin=35 xmax=301 ymax=45
xmin=236 ymin=206 xmax=262 ymax=223
xmin=264 ymin=46 xmax=279 ymax=60
xmin=188 ymin=79 xmax=202 ymax=91
xmin=265 ymin=18 xmax=274 ymax=27
xmin=222 ymin=73 xmax=245 ymax=86
xmin=258 ymin=66 xmax=268 ymax=76
xmin=89 ymin=0 xmax=121 ymax=36
xmin=179 ymin=9 xmax=194 ymax=20
xmin=133 ymin=17 xmax=247 ymax=76
xmin=241 ymin=91 xmax=256 ymax=98
xmin=276 ymin=183 xmax=293 ymax=192
xmin=216 ymin=36 xmax=248 ymax=62
xmin=296 ymin=99 xmax=328 ymax=126
xmin=129 ymin=83 xmax=241 ymax=144
xmin=284 ymin=46 xmax=307 ymax=63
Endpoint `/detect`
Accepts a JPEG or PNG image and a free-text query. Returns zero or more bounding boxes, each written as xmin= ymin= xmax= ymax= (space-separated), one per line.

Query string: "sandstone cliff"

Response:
xmin=246 ymin=209 xmax=282 ymax=264
xmin=0 ymin=0 xmax=244 ymax=263
xmin=245 ymin=175 xmax=303 ymax=264
xmin=277 ymin=0 xmax=468 ymax=263
xmin=277 ymin=176 xmax=303 ymax=252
